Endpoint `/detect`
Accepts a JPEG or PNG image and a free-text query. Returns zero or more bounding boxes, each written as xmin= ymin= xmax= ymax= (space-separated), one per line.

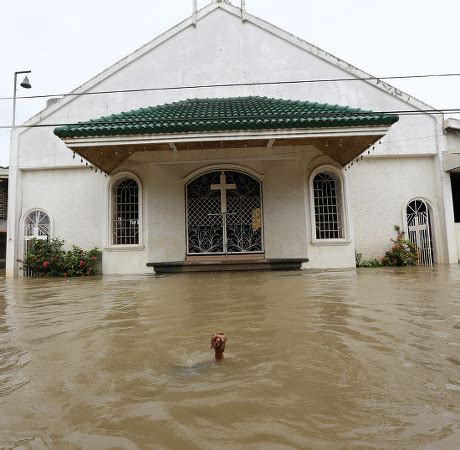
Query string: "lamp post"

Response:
xmin=12 ymin=70 xmax=32 ymax=128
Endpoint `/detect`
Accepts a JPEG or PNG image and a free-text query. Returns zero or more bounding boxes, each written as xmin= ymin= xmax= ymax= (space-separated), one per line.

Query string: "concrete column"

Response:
xmin=6 ymin=131 xmax=22 ymax=277
xmin=434 ymin=117 xmax=458 ymax=264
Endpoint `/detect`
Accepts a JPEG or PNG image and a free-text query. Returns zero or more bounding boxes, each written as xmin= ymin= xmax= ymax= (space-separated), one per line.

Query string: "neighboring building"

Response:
xmin=6 ymin=1 xmax=460 ymax=276
xmin=0 ymin=167 xmax=7 ymax=268
xmin=444 ymin=119 xmax=460 ymax=261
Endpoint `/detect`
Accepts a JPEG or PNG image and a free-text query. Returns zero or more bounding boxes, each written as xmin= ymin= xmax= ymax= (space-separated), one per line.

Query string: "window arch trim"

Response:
xmin=308 ymin=164 xmax=350 ymax=245
xmin=106 ymin=171 xmax=144 ymax=250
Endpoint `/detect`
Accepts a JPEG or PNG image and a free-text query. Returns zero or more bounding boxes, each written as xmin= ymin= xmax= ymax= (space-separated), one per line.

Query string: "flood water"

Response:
xmin=1 ymin=267 xmax=460 ymax=449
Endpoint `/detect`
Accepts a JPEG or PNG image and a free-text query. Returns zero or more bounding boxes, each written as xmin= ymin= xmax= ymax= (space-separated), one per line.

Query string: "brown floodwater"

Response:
xmin=0 ymin=267 xmax=459 ymax=449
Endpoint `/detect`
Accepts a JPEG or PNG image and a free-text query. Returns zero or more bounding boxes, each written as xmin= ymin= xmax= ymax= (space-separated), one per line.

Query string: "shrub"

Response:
xmin=381 ymin=226 xmax=418 ymax=266
xmin=356 ymin=225 xmax=418 ymax=268
xmin=23 ymin=238 xmax=101 ymax=277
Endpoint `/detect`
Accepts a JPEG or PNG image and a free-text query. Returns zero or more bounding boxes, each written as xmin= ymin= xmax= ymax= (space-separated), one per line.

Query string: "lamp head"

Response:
xmin=20 ymin=76 xmax=31 ymax=89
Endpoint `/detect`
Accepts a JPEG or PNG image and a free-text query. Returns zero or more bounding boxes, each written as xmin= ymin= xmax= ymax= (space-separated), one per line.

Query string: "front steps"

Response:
xmin=147 ymin=258 xmax=308 ymax=274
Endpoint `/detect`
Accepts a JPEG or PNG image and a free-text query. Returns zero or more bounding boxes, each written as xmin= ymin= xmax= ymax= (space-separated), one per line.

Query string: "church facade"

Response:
xmin=6 ymin=1 xmax=460 ymax=276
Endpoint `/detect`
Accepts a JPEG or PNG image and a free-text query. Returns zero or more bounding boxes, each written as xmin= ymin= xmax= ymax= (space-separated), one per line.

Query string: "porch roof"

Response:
xmin=54 ymin=96 xmax=398 ymax=139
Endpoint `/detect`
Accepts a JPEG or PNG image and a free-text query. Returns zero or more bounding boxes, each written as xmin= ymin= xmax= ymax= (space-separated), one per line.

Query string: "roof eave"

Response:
xmin=61 ymin=125 xmax=392 ymax=148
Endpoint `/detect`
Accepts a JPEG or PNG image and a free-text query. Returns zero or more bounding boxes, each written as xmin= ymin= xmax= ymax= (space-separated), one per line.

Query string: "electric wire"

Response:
xmin=2 ymin=72 xmax=460 ymax=101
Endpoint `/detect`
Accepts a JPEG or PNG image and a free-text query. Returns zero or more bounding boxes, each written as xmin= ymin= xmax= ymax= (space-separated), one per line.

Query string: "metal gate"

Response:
xmin=186 ymin=170 xmax=263 ymax=255
xmin=23 ymin=210 xmax=50 ymax=276
xmin=406 ymin=199 xmax=433 ymax=266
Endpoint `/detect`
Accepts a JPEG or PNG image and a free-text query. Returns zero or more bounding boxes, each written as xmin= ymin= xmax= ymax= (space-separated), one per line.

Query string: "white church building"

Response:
xmin=7 ymin=0 xmax=460 ymax=276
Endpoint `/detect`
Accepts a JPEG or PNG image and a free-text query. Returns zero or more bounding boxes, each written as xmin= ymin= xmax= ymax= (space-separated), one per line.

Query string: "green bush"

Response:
xmin=23 ymin=238 xmax=102 ymax=277
xmin=381 ymin=225 xmax=418 ymax=266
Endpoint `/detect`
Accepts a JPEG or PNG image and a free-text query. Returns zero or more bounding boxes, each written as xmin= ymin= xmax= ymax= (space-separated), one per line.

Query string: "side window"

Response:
xmin=112 ymin=178 xmax=140 ymax=245
xmin=312 ymin=172 xmax=344 ymax=239
xmin=24 ymin=210 xmax=50 ymax=251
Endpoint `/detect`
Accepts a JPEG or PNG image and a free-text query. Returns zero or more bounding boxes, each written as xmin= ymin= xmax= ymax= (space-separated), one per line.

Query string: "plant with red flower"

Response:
xmin=23 ymin=238 xmax=101 ymax=277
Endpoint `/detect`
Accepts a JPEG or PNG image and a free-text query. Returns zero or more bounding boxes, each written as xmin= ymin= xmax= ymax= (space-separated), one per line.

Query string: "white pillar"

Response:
xmin=434 ymin=116 xmax=458 ymax=264
xmin=6 ymin=130 xmax=22 ymax=277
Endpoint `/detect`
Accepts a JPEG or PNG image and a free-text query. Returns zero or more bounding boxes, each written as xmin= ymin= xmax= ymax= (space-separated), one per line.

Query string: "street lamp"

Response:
xmin=12 ymin=70 xmax=32 ymax=128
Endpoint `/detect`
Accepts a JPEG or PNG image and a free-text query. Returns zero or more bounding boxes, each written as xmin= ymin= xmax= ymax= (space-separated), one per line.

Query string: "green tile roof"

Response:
xmin=54 ymin=96 xmax=399 ymax=139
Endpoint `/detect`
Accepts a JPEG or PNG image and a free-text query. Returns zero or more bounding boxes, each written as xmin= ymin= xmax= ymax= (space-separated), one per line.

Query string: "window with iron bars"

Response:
xmin=112 ymin=179 xmax=139 ymax=245
xmin=0 ymin=185 xmax=7 ymax=220
xmin=313 ymin=172 xmax=344 ymax=239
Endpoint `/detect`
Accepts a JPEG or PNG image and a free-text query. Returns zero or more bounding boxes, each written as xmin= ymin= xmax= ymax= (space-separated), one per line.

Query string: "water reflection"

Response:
xmin=0 ymin=267 xmax=459 ymax=448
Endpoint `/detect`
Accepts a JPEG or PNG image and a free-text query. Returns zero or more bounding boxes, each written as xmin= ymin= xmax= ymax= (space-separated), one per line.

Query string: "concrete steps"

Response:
xmin=147 ymin=258 xmax=308 ymax=274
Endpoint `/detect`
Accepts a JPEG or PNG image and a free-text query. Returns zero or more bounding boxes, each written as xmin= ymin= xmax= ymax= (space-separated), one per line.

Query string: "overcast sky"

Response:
xmin=1 ymin=0 xmax=460 ymax=166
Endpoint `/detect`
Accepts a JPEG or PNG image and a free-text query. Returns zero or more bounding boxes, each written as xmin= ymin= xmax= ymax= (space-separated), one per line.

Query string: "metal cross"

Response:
xmin=211 ymin=171 xmax=236 ymax=213
xmin=211 ymin=171 xmax=236 ymax=253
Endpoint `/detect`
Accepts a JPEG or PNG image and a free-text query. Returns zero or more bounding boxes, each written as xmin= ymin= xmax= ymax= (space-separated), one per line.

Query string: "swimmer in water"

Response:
xmin=210 ymin=332 xmax=227 ymax=360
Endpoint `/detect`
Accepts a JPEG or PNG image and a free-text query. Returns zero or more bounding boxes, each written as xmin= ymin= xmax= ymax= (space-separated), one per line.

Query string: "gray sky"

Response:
xmin=2 ymin=0 xmax=460 ymax=166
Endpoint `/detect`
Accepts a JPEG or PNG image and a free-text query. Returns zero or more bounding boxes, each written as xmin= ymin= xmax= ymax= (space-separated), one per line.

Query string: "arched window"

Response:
xmin=406 ymin=199 xmax=433 ymax=266
xmin=112 ymin=178 xmax=139 ymax=245
xmin=312 ymin=172 xmax=344 ymax=239
xmin=24 ymin=210 xmax=50 ymax=250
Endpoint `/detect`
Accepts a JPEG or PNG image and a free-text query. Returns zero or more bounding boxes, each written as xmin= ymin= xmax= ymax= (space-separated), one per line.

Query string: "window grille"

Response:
xmin=0 ymin=185 xmax=7 ymax=220
xmin=112 ymin=179 xmax=139 ymax=245
xmin=313 ymin=172 xmax=343 ymax=239
xmin=24 ymin=210 xmax=50 ymax=244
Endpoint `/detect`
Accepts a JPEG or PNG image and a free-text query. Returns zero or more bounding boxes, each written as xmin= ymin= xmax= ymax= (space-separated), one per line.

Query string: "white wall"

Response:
xmin=349 ymin=156 xmax=440 ymax=261
xmin=21 ymin=168 xmax=105 ymax=249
